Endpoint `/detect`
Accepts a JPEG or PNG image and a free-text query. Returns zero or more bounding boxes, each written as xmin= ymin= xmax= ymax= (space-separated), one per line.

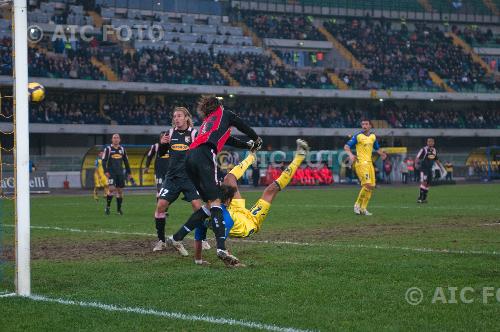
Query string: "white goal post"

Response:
xmin=13 ymin=0 xmax=31 ymax=296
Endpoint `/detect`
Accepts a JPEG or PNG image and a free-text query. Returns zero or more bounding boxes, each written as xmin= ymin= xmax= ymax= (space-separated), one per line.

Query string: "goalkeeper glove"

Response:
xmin=251 ymin=137 xmax=263 ymax=153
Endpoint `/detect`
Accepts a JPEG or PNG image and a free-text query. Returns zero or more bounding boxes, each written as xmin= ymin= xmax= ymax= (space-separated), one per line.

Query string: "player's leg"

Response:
xmin=153 ymin=179 xmax=181 ymax=251
xmin=115 ymin=174 xmax=125 ymax=215
xmin=273 ymin=139 xmax=309 ymax=192
xmin=168 ymin=205 xmax=210 ymax=256
xmin=359 ymin=164 xmax=376 ymax=215
xmin=105 ymin=175 xmax=116 ymax=215
xmin=223 ymin=152 xmax=256 ymax=199
xmin=353 ymin=164 xmax=367 ymax=214
xmin=247 ymin=140 xmax=309 ymax=235
xmin=418 ymin=170 xmax=430 ymax=203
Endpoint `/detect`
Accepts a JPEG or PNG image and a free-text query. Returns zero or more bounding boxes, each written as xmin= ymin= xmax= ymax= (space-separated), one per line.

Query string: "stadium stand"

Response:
xmin=17 ymin=94 xmax=500 ymax=129
xmin=242 ymin=12 xmax=326 ymax=41
xmin=323 ymin=18 xmax=499 ymax=92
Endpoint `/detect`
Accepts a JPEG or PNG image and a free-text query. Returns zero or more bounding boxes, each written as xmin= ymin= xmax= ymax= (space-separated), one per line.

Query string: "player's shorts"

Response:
xmin=185 ymin=145 xmax=220 ymax=201
xmin=227 ymin=198 xmax=271 ymax=238
xmin=420 ymin=168 xmax=433 ymax=184
xmin=107 ymin=173 xmax=125 ymax=188
xmin=158 ymin=177 xmax=200 ymax=203
xmin=355 ymin=162 xmax=376 ymax=186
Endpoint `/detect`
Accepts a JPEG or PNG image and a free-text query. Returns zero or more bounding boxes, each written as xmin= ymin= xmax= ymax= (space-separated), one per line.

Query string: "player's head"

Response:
xmin=172 ymin=106 xmax=193 ymax=129
xmin=426 ymin=138 xmax=435 ymax=147
xmin=220 ymin=183 xmax=237 ymax=205
xmin=159 ymin=131 xmax=168 ymax=140
xmin=360 ymin=118 xmax=372 ymax=131
xmin=111 ymin=133 xmax=121 ymax=145
xmin=196 ymin=95 xmax=221 ymax=119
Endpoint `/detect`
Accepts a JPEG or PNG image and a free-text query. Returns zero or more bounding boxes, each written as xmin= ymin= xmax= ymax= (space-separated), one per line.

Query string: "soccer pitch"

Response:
xmin=1 ymin=184 xmax=499 ymax=331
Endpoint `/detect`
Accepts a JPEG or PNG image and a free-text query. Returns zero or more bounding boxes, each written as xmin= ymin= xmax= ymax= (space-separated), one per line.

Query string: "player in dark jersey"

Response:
xmin=151 ymin=107 xmax=210 ymax=252
xmin=144 ymin=131 xmax=170 ymax=194
xmin=416 ymin=138 xmax=441 ymax=203
xmin=166 ymin=95 xmax=262 ymax=266
xmin=102 ymin=133 xmax=131 ymax=215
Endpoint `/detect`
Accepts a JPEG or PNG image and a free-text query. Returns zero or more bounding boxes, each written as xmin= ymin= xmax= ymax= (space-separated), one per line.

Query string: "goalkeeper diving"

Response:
xmin=166 ymin=139 xmax=310 ymax=266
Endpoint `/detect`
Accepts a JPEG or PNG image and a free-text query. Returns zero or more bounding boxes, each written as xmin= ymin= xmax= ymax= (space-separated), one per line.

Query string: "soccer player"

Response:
xmin=416 ymin=138 xmax=441 ymax=203
xmin=93 ymin=151 xmax=108 ymax=201
xmin=167 ymin=95 xmax=262 ymax=266
xmin=344 ymin=119 xmax=386 ymax=216
xmin=168 ymin=139 xmax=310 ymax=266
xmin=144 ymin=131 xmax=170 ymax=195
xmin=151 ymin=107 xmax=210 ymax=252
xmin=102 ymin=133 xmax=131 ymax=215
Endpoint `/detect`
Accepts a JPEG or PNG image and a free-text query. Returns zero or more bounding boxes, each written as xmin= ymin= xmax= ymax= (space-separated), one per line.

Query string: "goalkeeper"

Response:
xmin=167 ymin=139 xmax=310 ymax=266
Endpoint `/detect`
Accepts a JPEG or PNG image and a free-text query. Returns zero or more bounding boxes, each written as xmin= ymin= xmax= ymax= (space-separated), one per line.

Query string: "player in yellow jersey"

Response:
xmin=167 ymin=139 xmax=310 ymax=266
xmin=93 ymin=151 xmax=108 ymax=201
xmin=344 ymin=119 xmax=386 ymax=216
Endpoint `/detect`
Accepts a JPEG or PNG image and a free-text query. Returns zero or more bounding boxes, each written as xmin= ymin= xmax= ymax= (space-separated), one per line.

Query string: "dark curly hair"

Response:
xmin=196 ymin=95 xmax=221 ymax=119
xmin=220 ymin=184 xmax=237 ymax=205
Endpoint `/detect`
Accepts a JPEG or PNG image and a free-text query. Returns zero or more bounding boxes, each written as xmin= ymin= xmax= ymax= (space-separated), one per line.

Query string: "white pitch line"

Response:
xmin=3 ymin=224 xmax=500 ymax=256
xmin=286 ymin=204 xmax=500 ymax=211
xmin=0 ymin=292 xmax=16 ymax=298
xmin=1 ymin=294 xmax=314 ymax=332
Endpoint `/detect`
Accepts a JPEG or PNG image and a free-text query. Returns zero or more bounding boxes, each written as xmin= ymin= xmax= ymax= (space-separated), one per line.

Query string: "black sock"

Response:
xmin=423 ymin=188 xmax=428 ymax=200
xmin=117 ymin=197 xmax=123 ymax=211
xmin=210 ymin=206 xmax=226 ymax=251
xmin=106 ymin=195 xmax=113 ymax=207
xmin=155 ymin=217 xmax=166 ymax=242
xmin=173 ymin=208 xmax=208 ymax=241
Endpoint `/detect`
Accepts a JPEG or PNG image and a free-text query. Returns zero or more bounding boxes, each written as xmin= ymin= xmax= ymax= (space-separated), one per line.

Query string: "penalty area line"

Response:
xmin=3 ymin=294 xmax=314 ymax=332
xmin=3 ymin=224 xmax=500 ymax=257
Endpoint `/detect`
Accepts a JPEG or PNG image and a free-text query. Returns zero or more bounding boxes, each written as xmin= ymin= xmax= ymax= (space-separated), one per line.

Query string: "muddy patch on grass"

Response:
xmin=0 ymin=239 xmax=191 ymax=261
xmin=258 ymin=222 xmax=492 ymax=243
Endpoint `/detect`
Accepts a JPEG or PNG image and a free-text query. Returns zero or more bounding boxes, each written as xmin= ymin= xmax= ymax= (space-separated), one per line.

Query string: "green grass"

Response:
xmin=1 ymin=184 xmax=500 ymax=331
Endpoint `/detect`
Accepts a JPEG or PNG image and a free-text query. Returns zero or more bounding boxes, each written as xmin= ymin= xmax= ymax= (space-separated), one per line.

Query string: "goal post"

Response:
xmin=13 ymin=0 xmax=30 ymax=296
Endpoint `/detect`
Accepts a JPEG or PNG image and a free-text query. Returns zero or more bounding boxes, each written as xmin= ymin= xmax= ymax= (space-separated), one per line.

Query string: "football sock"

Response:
xmin=106 ymin=195 xmax=113 ymax=207
xmin=155 ymin=215 xmax=166 ymax=242
xmin=173 ymin=208 xmax=209 ymax=241
xmin=355 ymin=187 xmax=367 ymax=207
xmin=229 ymin=153 xmax=256 ymax=180
xmin=116 ymin=197 xmax=123 ymax=211
xmin=210 ymin=206 xmax=226 ymax=250
xmin=419 ymin=185 xmax=428 ymax=200
xmin=361 ymin=188 xmax=373 ymax=210
xmin=274 ymin=154 xmax=305 ymax=190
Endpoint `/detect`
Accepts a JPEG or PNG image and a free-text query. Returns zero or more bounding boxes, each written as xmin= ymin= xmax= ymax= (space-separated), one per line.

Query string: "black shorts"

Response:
xmin=420 ymin=168 xmax=433 ymax=184
xmin=185 ymin=145 xmax=220 ymax=202
xmin=158 ymin=177 xmax=200 ymax=203
xmin=108 ymin=173 xmax=125 ymax=188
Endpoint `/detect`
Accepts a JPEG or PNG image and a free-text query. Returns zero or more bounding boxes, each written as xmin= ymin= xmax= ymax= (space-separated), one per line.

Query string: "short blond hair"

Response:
xmin=172 ymin=106 xmax=193 ymax=128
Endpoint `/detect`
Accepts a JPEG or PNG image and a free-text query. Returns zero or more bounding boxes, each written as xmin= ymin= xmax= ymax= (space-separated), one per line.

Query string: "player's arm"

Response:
xmin=415 ymin=148 xmax=425 ymax=169
xmin=226 ymin=136 xmax=253 ymax=149
xmin=144 ymin=144 xmax=157 ymax=173
xmin=228 ymin=110 xmax=262 ymax=150
xmin=102 ymin=147 xmax=110 ymax=177
xmin=344 ymin=135 xmax=357 ymax=162
xmin=122 ymin=148 xmax=132 ymax=178
xmin=373 ymin=140 xmax=387 ymax=160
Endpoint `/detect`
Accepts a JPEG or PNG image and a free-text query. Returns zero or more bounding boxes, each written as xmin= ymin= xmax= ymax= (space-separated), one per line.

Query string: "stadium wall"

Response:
xmin=1 ymin=123 xmax=499 ymax=138
xmin=231 ymin=1 xmax=500 ymax=24
xmin=1 ymin=77 xmax=499 ymax=101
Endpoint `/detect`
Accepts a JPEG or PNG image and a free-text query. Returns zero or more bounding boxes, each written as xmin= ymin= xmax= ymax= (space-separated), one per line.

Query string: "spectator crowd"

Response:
xmin=324 ymin=18 xmax=498 ymax=92
xmin=14 ymin=94 xmax=499 ymax=130
xmin=244 ymin=12 xmax=326 ymax=41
